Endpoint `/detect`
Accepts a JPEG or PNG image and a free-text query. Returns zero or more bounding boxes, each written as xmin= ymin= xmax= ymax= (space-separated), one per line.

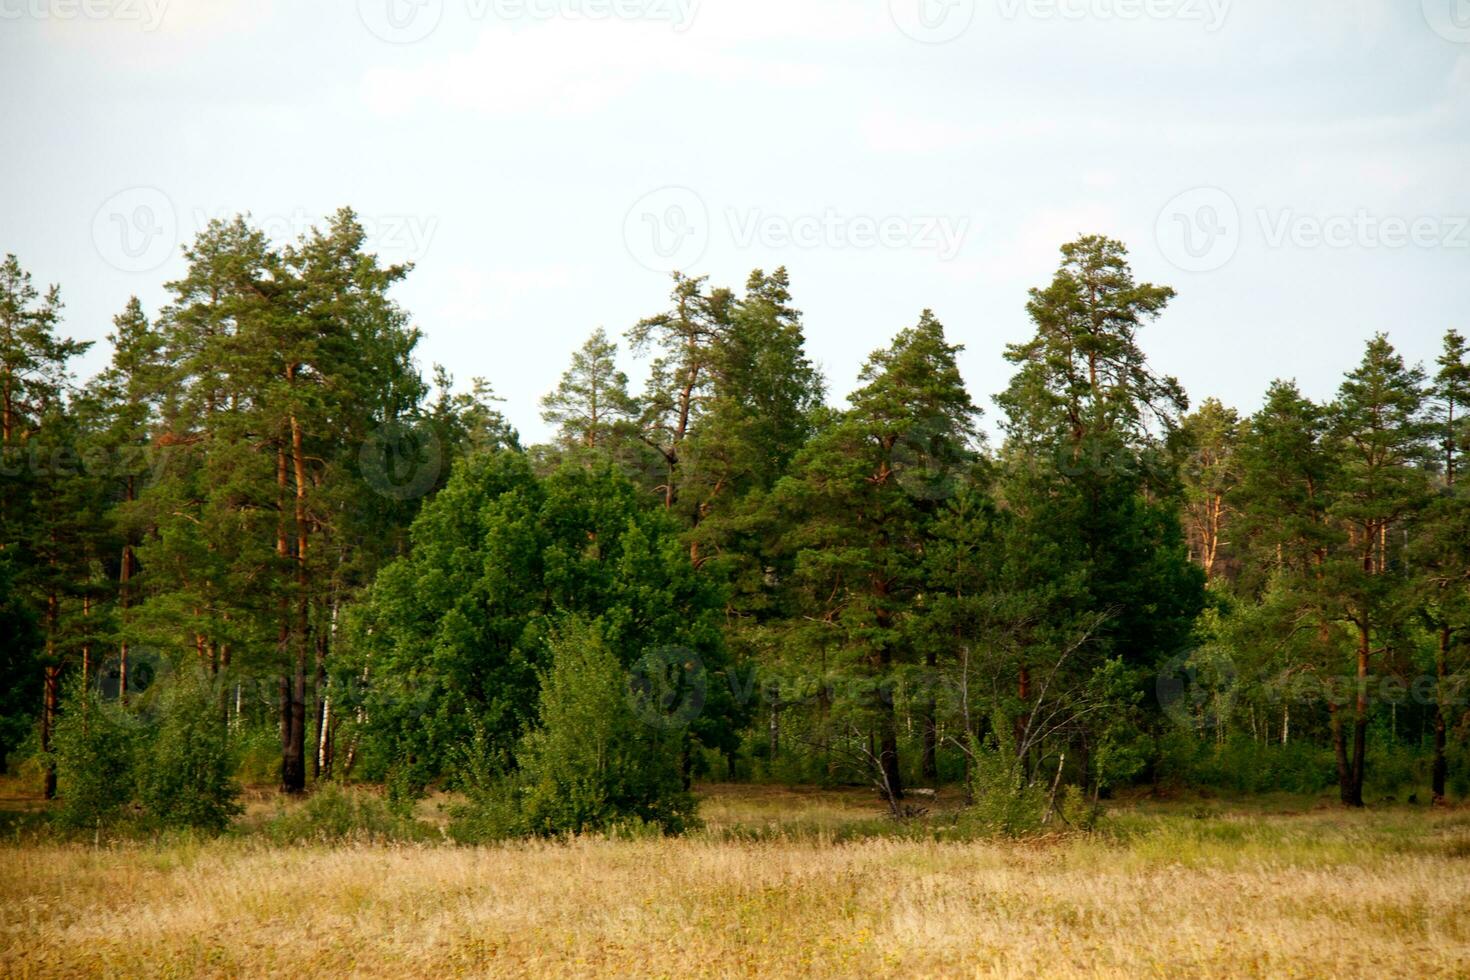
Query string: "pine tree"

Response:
xmin=85 ymin=298 xmax=167 ymax=703
xmin=1414 ymin=330 xmax=1470 ymax=803
xmin=1179 ymin=398 xmax=1242 ymax=584
xmin=1325 ymin=334 xmax=1433 ymax=806
xmin=996 ymin=235 xmax=1185 ymax=454
xmin=994 ymin=237 xmax=1202 ymax=733
xmin=682 ymin=268 xmax=825 ymax=566
xmin=541 ymin=328 xmax=638 ymax=453
xmin=773 ymin=311 xmax=979 ymax=800
xmin=627 ymin=273 xmax=733 ymax=511
xmin=0 ymin=255 xmax=92 ymax=799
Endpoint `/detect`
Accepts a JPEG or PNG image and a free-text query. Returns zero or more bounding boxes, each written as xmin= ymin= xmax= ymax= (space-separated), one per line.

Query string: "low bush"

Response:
xmin=262 ymin=785 xmax=432 ymax=844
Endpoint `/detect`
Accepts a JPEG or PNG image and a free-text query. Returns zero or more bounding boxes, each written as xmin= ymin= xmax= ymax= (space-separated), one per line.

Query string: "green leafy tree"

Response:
xmin=516 ymin=616 xmax=696 ymax=835
xmin=136 ymin=671 xmax=242 ymax=832
xmin=50 ymin=677 xmax=139 ymax=831
xmin=343 ymin=453 xmax=736 ymax=788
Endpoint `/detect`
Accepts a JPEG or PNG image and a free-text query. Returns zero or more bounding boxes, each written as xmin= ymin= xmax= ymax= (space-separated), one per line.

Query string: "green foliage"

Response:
xmin=263 ymin=785 xmax=430 ymax=844
xmin=1156 ymin=733 xmax=1337 ymax=795
xmin=0 ymin=556 xmax=41 ymax=768
xmin=345 ymin=452 xmax=735 ymax=786
xmin=964 ymin=716 xmax=1047 ymax=837
xmin=516 ymin=617 xmax=696 ymax=836
xmin=50 ymin=679 xmax=139 ymax=831
xmin=8 ymin=231 xmax=1469 ymax=822
xmin=962 ymin=712 xmax=1096 ymax=837
xmin=134 ymin=672 xmax=241 ymax=833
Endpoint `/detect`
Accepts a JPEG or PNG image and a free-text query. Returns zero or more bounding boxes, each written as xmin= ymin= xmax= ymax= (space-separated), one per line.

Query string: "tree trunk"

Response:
xmin=41 ymin=664 xmax=60 ymax=800
xmin=1329 ymin=700 xmax=1355 ymax=807
xmin=921 ymin=648 xmax=938 ymax=782
xmin=41 ymin=589 xmax=60 ymax=800
xmin=281 ymin=415 xmax=311 ymax=795
xmin=118 ymin=476 xmax=135 ymax=704
xmin=1016 ymin=664 xmax=1032 ymax=780
xmin=873 ymin=600 xmax=903 ymax=802
xmin=768 ymin=699 xmax=780 ymax=758
xmin=1349 ymin=623 xmax=1369 ymax=807
xmin=312 ymin=626 xmax=327 ymax=780
xmin=1433 ymin=625 xmax=1450 ymax=805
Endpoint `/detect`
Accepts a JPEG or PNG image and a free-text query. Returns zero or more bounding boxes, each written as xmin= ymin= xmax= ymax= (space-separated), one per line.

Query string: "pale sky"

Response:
xmin=3 ymin=0 xmax=1467 ymax=442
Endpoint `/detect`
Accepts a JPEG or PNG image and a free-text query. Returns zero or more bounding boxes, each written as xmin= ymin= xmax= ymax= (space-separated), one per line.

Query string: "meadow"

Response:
xmin=3 ymin=783 xmax=1469 ymax=978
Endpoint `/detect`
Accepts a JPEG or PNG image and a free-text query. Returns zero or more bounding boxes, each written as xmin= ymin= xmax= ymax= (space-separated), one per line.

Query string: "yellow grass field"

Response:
xmin=3 ymin=785 xmax=1469 ymax=978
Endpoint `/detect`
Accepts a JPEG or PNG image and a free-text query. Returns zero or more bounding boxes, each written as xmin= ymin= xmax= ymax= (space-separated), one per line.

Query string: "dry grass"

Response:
xmin=3 ymin=784 xmax=1469 ymax=978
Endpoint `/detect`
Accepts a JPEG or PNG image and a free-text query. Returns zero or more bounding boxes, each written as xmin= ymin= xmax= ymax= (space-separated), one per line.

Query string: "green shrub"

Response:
xmin=515 ymin=616 xmax=696 ymax=836
xmin=447 ymin=778 xmax=526 ymax=844
xmin=135 ymin=671 xmax=242 ymax=833
xmin=50 ymin=679 xmax=140 ymax=832
xmin=233 ymin=723 xmax=282 ymax=785
xmin=1155 ymin=732 xmax=1337 ymax=795
xmin=961 ymin=712 xmax=1094 ymax=837
xmin=263 ymin=784 xmax=430 ymax=844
